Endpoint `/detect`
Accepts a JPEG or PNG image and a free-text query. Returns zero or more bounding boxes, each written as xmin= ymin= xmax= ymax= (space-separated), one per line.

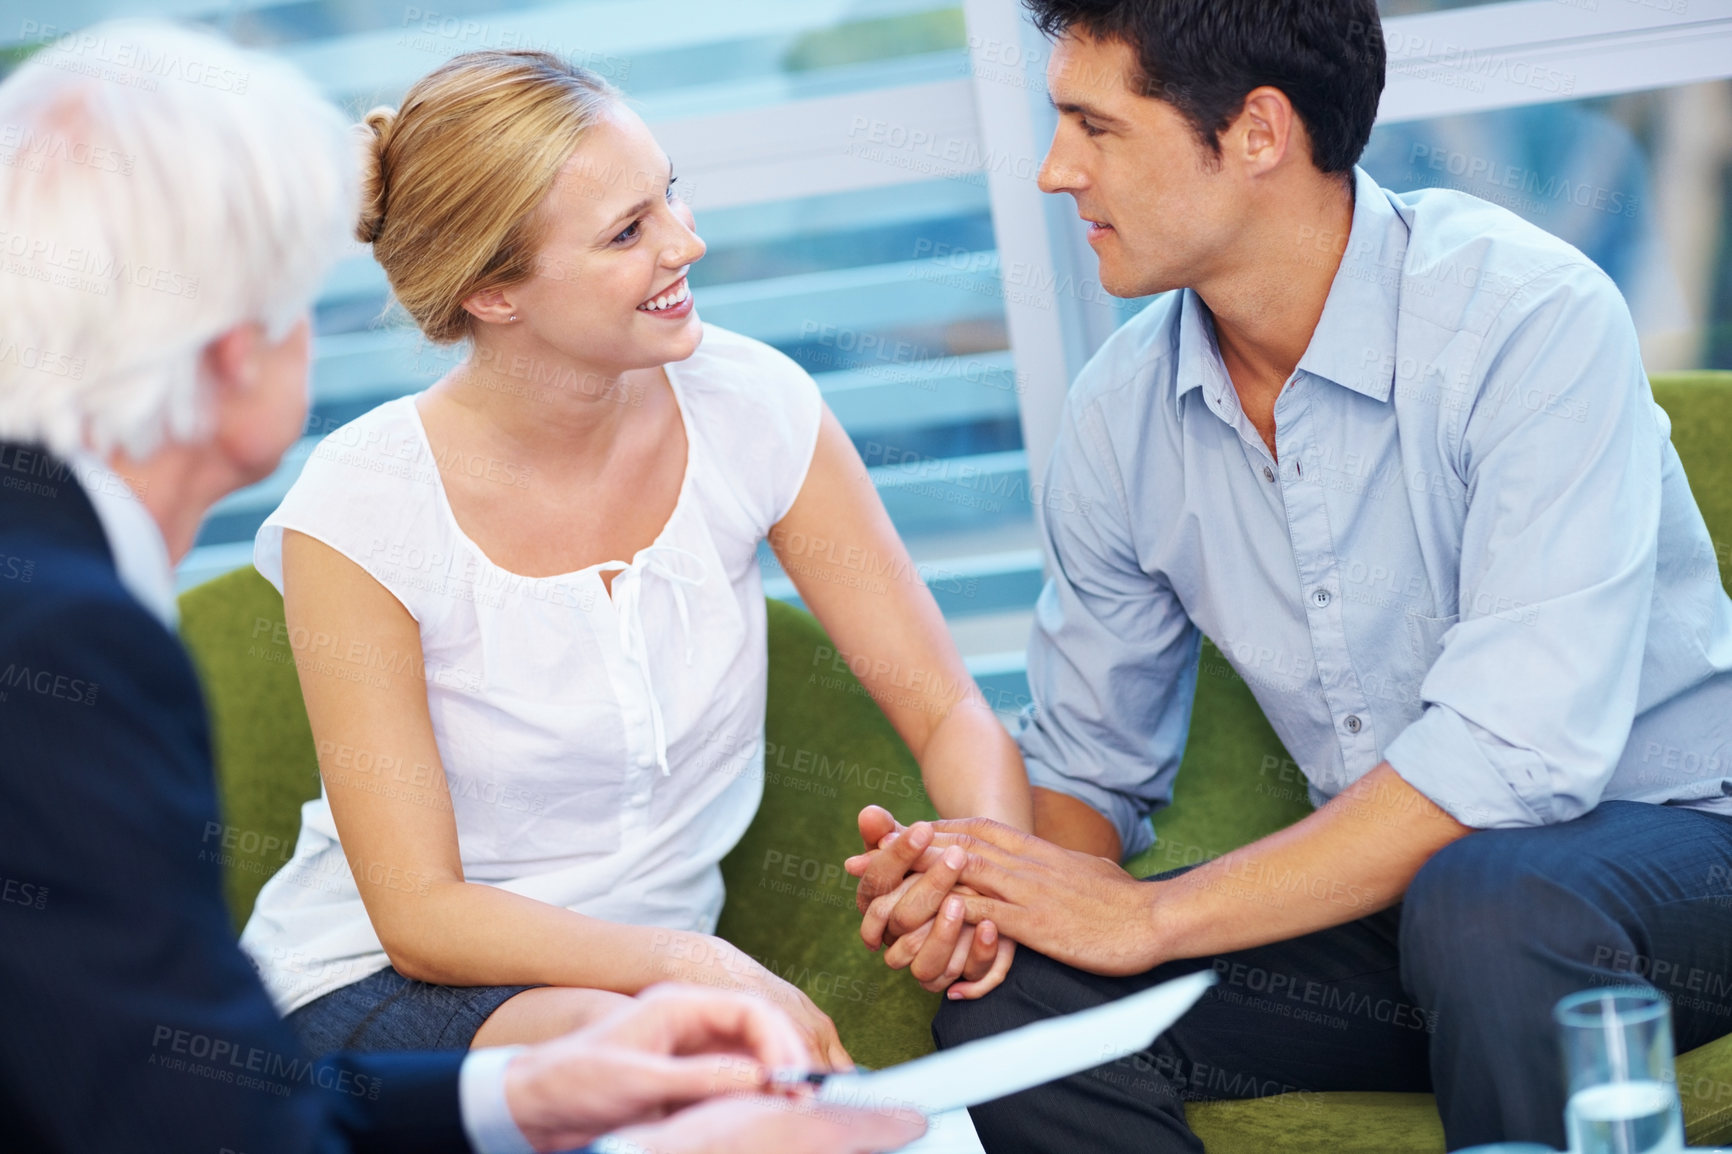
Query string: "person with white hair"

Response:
xmin=0 ymin=20 xmax=923 ymax=1154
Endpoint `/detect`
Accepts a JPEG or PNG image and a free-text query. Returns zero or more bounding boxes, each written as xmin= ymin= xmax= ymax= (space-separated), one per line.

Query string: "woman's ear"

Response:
xmin=461 ymin=286 xmax=520 ymax=326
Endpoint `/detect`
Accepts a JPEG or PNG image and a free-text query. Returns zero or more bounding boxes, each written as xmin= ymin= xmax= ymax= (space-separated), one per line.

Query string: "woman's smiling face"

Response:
xmin=498 ymin=103 xmax=707 ymax=377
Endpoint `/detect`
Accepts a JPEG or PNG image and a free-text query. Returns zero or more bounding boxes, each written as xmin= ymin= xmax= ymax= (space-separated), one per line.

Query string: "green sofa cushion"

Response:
xmin=178 ymin=566 xmax=321 ymax=930
xmin=1654 ymin=373 xmax=1732 ymax=596
xmin=1126 ymin=636 xmax=1316 ymax=881
xmin=1188 ymin=1092 xmax=1445 ymax=1154
xmin=177 ymin=371 xmax=1732 ymax=1149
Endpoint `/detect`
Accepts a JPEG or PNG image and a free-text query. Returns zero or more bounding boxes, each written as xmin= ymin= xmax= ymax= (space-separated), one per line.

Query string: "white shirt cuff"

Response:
xmin=459 ymin=1045 xmax=536 ymax=1154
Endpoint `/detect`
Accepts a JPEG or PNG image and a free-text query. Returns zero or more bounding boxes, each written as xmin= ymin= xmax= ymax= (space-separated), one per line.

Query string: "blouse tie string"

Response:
xmin=597 ymin=545 xmax=709 ymax=777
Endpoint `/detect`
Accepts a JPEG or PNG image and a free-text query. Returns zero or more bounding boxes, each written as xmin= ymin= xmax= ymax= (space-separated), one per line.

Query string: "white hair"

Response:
xmin=0 ymin=19 xmax=357 ymax=460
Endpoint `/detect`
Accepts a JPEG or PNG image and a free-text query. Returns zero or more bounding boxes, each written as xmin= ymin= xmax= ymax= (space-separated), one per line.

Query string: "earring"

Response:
xmin=509 ymin=314 xmax=518 ymax=322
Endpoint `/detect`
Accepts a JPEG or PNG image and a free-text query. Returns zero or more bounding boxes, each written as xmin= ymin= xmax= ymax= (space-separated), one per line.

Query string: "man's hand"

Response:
xmin=853 ymin=766 xmax=1473 ymax=989
xmin=503 ymin=985 xmax=819 ymax=1153
xmin=849 ymin=807 xmax=1015 ymax=998
xmin=855 ymin=819 xmax=1162 ymax=977
xmin=605 ymin=1094 xmax=926 ymax=1154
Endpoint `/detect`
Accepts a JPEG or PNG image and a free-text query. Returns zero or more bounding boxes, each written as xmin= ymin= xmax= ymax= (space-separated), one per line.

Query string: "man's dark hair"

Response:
xmin=1024 ymin=0 xmax=1386 ymax=174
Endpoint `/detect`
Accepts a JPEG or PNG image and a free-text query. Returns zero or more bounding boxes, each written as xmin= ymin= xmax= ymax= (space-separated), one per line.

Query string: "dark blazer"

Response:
xmin=0 ymin=443 xmax=472 ymax=1154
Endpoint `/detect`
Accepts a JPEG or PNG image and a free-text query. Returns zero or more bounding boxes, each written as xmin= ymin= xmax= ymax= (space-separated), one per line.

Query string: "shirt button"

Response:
xmin=1344 ymin=714 xmax=1363 ymax=734
xmin=1311 ymin=588 xmax=1331 ymax=608
xmin=1262 ymin=465 xmax=1275 ymax=483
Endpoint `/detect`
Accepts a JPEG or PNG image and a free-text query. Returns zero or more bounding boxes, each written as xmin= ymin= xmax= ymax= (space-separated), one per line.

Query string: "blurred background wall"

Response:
xmin=5 ymin=0 xmax=1729 ymax=712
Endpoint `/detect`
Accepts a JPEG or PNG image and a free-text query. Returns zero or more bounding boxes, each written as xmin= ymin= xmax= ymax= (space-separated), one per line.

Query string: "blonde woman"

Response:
xmin=239 ymin=50 xmax=1031 ymax=1066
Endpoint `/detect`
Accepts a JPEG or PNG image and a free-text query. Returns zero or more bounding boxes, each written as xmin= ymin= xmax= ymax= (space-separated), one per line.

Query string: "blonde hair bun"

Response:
xmin=355 ymin=106 xmax=396 ymax=244
xmin=352 ymin=52 xmax=617 ymax=343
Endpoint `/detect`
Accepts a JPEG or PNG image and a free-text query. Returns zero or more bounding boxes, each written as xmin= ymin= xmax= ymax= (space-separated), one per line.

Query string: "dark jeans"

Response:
xmin=933 ymin=801 xmax=1732 ymax=1153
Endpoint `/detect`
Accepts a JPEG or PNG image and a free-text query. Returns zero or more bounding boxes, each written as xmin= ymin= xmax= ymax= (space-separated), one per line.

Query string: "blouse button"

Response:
xmin=1262 ymin=465 xmax=1275 ymax=483
xmin=1344 ymin=714 xmax=1363 ymax=735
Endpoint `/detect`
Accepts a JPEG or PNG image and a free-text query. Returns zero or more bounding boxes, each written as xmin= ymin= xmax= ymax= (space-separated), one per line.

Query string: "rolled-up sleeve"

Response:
xmin=1383 ymin=265 xmax=1663 ymax=828
xmin=1019 ymin=391 xmax=1201 ymax=859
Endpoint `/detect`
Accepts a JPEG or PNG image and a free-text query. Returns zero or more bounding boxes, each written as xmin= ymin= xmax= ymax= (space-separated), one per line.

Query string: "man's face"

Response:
xmin=204 ymin=315 xmax=313 ymax=491
xmin=1038 ymin=33 xmax=1244 ymax=299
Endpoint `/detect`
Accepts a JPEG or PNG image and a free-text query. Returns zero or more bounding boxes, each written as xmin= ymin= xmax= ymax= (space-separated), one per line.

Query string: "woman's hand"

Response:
xmin=852 ymin=827 xmax=1016 ymax=999
xmin=882 ymin=905 xmax=1016 ymax=1000
xmin=725 ymin=960 xmax=853 ymax=1073
xmin=646 ymin=933 xmax=852 ymax=1072
xmin=503 ymin=984 xmax=810 ymax=1152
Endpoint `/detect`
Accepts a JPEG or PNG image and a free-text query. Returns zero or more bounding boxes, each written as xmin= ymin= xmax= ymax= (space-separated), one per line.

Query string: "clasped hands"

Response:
xmin=844 ymin=805 xmax=1165 ymax=999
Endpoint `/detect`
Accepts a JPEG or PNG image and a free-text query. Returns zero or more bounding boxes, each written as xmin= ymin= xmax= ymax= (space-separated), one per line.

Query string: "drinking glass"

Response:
xmin=1554 ymin=988 xmax=1684 ymax=1154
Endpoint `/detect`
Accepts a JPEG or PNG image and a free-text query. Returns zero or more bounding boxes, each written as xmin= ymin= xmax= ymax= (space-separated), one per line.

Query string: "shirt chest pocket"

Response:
xmin=1405 ymin=611 xmax=1460 ymax=671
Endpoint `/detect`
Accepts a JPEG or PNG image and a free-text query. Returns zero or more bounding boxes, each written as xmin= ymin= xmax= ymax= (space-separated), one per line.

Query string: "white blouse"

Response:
xmin=240 ymin=325 xmax=823 ymax=1013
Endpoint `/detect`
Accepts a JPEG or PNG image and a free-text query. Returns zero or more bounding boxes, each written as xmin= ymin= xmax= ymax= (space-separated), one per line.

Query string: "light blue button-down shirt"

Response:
xmin=1020 ymin=168 xmax=1732 ymax=859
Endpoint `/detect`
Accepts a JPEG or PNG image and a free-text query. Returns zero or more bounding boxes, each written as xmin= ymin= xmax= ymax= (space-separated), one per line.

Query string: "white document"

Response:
xmin=818 ymin=970 xmax=1216 ymax=1122
xmin=894 ymin=1107 xmax=986 ymax=1154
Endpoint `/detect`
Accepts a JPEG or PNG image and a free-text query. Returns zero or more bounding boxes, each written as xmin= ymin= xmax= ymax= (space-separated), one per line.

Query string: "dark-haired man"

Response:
xmin=848 ymin=1 xmax=1732 ymax=1150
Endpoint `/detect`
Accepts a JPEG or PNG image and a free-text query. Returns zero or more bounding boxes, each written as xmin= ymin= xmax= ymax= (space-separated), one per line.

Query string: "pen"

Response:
xmin=767 ymin=1068 xmax=829 ymax=1090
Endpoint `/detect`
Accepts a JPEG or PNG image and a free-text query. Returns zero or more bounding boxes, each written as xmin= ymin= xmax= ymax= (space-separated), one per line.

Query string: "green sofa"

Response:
xmin=180 ymin=372 xmax=1732 ymax=1152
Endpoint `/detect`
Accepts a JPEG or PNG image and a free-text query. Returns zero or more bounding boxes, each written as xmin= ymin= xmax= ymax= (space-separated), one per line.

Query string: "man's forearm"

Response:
xmin=1032 ymin=787 xmax=1121 ymax=859
xmin=1139 ymin=763 xmax=1471 ymax=964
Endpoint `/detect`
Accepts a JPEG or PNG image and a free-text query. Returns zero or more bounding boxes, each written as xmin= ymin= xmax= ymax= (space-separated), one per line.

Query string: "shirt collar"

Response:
xmin=70 ymin=451 xmax=178 ymax=629
xmin=1293 ymin=167 xmax=1409 ymax=402
xmin=1174 ymin=167 xmax=1410 ymax=416
xmin=1174 ymin=286 xmax=1235 ymax=417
